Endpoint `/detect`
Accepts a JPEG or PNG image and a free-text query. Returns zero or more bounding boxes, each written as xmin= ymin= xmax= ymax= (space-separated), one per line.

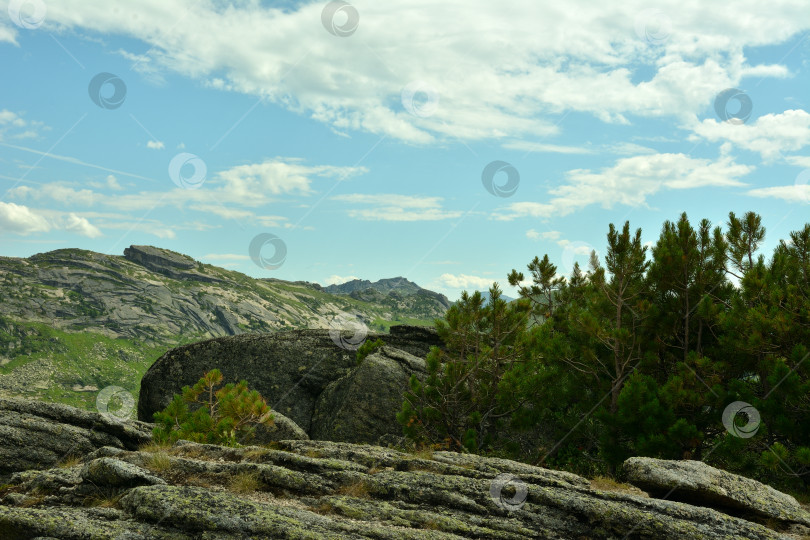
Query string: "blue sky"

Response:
xmin=1 ymin=0 xmax=809 ymax=301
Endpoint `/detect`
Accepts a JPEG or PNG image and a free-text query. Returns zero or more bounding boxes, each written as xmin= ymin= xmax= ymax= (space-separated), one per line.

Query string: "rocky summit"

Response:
xmin=1 ymin=397 xmax=808 ymax=539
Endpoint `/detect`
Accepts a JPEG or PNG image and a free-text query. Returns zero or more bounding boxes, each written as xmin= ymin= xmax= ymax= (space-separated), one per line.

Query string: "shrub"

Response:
xmin=152 ymin=369 xmax=274 ymax=447
xmin=356 ymin=338 xmax=385 ymax=365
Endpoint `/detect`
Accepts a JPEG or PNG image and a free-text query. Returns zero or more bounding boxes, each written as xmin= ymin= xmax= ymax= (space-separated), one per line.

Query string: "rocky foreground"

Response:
xmin=2 ymin=398 xmax=810 ymax=539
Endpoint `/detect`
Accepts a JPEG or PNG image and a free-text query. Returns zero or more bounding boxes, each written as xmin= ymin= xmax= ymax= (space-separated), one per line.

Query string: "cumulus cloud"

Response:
xmin=332 ymin=193 xmax=462 ymax=221
xmin=690 ymin=109 xmax=810 ymax=162
xmin=324 ymin=275 xmax=360 ymax=286
xmin=146 ymin=140 xmax=165 ymax=150
xmin=8 ymin=158 xmax=367 ymax=222
xmin=526 ymin=229 xmax=561 ymax=241
xmin=0 ymin=22 xmax=17 ymax=45
xmin=0 ymin=110 xmax=46 ymax=140
xmin=216 ymin=160 xmax=351 ymax=197
xmin=495 ymin=153 xmax=753 ymax=220
xmin=0 ymin=201 xmax=50 ymax=234
xmin=0 ymin=202 xmax=101 ymax=237
xmin=202 ymin=253 xmax=250 ymax=261
xmin=439 ymin=273 xmax=497 ymax=290
xmin=38 ymin=1 xmax=806 ymax=145
xmin=62 ymin=213 xmax=102 ymax=238
xmin=105 ymin=175 xmax=123 ymax=190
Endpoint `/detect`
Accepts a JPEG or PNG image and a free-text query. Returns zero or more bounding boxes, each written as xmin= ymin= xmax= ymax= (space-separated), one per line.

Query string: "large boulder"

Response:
xmin=624 ymin=457 xmax=810 ymax=530
xmin=310 ymin=346 xmax=426 ymax=444
xmin=0 ymin=397 xmax=152 ymax=482
xmin=137 ymin=326 xmax=441 ymax=440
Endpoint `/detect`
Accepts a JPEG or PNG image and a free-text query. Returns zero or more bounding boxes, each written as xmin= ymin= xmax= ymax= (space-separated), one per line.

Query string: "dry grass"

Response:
xmin=185 ymin=474 xmax=213 ymax=488
xmin=18 ymin=495 xmax=45 ymax=508
xmin=227 ymin=471 xmax=263 ymax=494
xmin=146 ymin=452 xmax=172 ymax=472
xmin=311 ymin=501 xmax=335 ymax=515
xmin=590 ymin=476 xmax=647 ymax=496
xmin=84 ymin=487 xmax=124 ymax=508
xmin=411 ymin=446 xmax=434 ymax=461
xmin=337 ymin=480 xmax=372 ymax=499
xmin=139 ymin=442 xmax=172 ymax=453
xmin=57 ymin=455 xmax=82 ymax=468
xmin=244 ymin=448 xmax=270 ymax=461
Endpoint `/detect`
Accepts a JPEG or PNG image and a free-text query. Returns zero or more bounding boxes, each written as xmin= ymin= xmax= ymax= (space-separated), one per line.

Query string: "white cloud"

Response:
xmin=106 ymin=175 xmax=123 ymax=190
xmin=786 ymin=156 xmax=810 ymax=168
xmin=0 ymin=110 xmax=46 ymax=141
xmin=202 ymin=253 xmax=250 ymax=261
xmin=8 ymin=158 xmax=365 ymax=221
xmin=495 ymin=153 xmax=752 ymax=220
xmin=146 ymin=140 xmax=165 ymax=150
xmin=62 ymin=213 xmax=103 ymax=238
xmin=333 ymin=193 xmax=462 ymax=221
xmin=439 ymin=273 xmax=497 ymax=290
xmin=526 ymin=229 xmax=561 ymax=241
xmin=747 ymin=185 xmax=810 ymax=203
xmin=324 ymin=275 xmax=360 ymax=286
xmin=40 ymin=1 xmax=807 ymax=145
xmin=217 ymin=160 xmax=366 ymax=200
xmin=0 ymin=202 xmax=50 ymax=234
xmin=93 ymin=220 xmax=176 ymax=239
xmin=0 ymin=202 xmax=102 ymax=237
xmin=690 ymin=109 xmax=810 ymax=161
xmin=0 ymin=22 xmax=17 ymax=45
xmin=502 ymin=141 xmax=592 ymax=154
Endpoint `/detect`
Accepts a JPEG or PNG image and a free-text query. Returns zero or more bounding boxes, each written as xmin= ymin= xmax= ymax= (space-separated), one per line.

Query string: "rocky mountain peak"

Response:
xmin=123 ymin=245 xmax=197 ymax=273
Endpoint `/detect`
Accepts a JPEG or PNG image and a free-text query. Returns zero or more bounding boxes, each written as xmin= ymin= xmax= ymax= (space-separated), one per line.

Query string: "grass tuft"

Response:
xmin=57 ymin=455 xmax=82 ymax=468
xmin=228 ymin=471 xmax=263 ymax=494
xmin=337 ymin=479 xmax=372 ymax=499
xmin=146 ymin=452 xmax=172 ymax=472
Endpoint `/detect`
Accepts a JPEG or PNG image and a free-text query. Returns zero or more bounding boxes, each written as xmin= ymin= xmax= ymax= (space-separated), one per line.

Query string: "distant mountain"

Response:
xmin=478 ymin=290 xmax=516 ymax=304
xmin=324 ymin=277 xmax=452 ymax=313
xmin=0 ymin=245 xmax=447 ymax=411
xmin=324 ymin=277 xmax=423 ymax=296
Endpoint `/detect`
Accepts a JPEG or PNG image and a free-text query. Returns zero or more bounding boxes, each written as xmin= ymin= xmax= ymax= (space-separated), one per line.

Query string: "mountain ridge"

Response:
xmin=0 ymin=245 xmax=449 ymax=412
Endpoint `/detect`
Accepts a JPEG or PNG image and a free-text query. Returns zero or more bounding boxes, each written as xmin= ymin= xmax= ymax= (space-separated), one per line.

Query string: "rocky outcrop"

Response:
xmin=624 ymin=457 xmax=810 ymax=530
xmin=0 ymin=397 xmax=152 ymax=482
xmin=311 ymin=346 xmax=426 ymax=444
xmin=1 ymin=432 xmax=802 ymax=539
xmin=137 ymin=326 xmax=441 ymax=443
xmin=138 ymin=329 xmax=358 ymax=431
xmin=255 ymin=409 xmax=310 ymax=443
